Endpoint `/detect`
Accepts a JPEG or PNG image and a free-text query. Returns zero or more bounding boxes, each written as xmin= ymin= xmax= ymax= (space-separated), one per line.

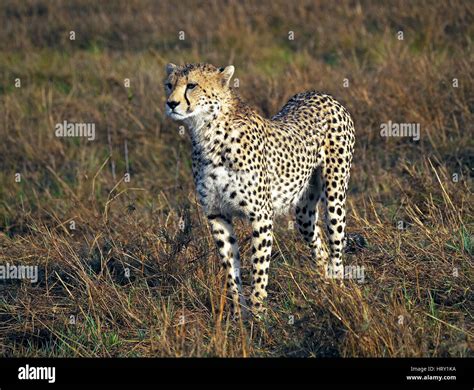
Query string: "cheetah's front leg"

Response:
xmin=249 ymin=210 xmax=273 ymax=317
xmin=207 ymin=214 xmax=248 ymax=319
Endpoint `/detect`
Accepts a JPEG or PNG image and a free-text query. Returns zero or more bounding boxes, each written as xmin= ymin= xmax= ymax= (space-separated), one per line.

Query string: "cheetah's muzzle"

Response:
xmin=164 ymin=62 xmax=356 ymax=319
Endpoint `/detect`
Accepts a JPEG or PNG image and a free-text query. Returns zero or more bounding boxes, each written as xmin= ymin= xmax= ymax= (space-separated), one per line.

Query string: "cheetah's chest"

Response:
xmin=195 ymin=163 xmax=251 ymax=216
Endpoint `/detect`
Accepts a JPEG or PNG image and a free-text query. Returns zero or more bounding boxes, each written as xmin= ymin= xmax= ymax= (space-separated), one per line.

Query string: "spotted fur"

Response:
xmin=164 ymin=63 xmax=355 ymax=318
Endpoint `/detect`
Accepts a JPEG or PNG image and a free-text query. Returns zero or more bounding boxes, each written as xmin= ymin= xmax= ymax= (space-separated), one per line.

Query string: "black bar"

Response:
xmin=0 ymin=358 xmax=472 ymax=386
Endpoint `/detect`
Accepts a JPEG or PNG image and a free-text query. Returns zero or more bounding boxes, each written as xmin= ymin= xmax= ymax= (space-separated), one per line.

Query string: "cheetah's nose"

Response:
xmin=167 ymin=101 xmax=180 ymax=110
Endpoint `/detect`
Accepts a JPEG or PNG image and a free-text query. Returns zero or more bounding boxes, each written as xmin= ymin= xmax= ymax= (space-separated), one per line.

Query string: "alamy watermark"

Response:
xmin=0 ymin=263 xmax=38 ymax=283
xmin=326 ymin=264 xmax=365 ymax=283
xmin=18 ymin=364 xmax=55 ymax=384
xmin=380 ymin=120 xmax=420 ymax=141
xmin=55 ymin=120 xmax=96 ymax=141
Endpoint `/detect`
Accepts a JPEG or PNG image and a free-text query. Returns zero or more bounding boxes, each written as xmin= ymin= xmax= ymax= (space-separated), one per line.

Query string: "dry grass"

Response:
xmin=0 ymin=0 xmax=472 ymax=357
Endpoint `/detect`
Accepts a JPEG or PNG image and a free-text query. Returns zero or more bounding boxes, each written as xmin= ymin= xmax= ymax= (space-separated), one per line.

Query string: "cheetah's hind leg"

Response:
xmin=295 ymin=167 xmax=329 ymax=268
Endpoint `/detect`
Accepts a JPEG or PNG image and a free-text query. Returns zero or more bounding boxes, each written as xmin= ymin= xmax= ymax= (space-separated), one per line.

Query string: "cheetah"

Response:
xmin=164 ymin=63 xmax=355 ymax=319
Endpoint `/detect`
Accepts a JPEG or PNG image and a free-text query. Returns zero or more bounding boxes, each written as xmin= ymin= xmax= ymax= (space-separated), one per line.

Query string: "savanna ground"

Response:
xmin=0 ymin=0 xmax=472 ymax=357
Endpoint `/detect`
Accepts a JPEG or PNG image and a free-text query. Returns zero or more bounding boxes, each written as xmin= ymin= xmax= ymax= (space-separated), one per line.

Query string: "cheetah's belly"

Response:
xmin=270 ymin=173 xmax=313 ymax=214
xmin=267 ymin=146 xmax=321 ymax=215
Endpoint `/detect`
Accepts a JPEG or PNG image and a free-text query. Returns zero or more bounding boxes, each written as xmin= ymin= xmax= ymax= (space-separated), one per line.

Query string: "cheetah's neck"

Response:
xmin=184 ymin=91 xmax=254 ymax=151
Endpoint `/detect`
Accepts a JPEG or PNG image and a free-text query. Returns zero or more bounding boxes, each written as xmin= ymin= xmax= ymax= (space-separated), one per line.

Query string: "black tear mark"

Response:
xmin=184 ymin=89 xmax=191 ymax=107
xmin=184 ymin=77 xmax=191 ymax=108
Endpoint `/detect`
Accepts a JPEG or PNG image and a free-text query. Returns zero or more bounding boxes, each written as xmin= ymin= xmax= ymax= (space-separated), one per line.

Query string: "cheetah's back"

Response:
xmin=264 ymin=91 xmax=355 ymax=213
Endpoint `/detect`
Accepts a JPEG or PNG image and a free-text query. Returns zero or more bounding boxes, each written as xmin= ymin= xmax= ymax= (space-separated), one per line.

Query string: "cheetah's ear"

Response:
xmin=166 ymin=63 xmax=178 ymax=76
xmin=219 ymin=65 xmax=235 ymax=87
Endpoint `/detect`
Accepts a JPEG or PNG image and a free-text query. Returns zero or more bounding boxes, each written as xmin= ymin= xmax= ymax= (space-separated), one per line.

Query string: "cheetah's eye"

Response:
xmin=165 ymin=83 xmax=172 ymax=89
xmin=187 ymin=83 xmax=197 ymax=90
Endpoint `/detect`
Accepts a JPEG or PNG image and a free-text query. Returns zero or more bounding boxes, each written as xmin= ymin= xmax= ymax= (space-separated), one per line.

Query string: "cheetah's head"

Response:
xmin=164 ymin=63 xmax=235 ymax=125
